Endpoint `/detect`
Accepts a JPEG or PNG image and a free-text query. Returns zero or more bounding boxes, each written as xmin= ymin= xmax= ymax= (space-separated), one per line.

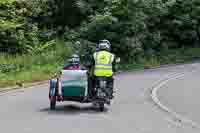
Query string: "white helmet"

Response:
xmin=68 ymin=54 xmax=80 ymax=64
xmin=98 ymin=39 xmax=111 ymax=51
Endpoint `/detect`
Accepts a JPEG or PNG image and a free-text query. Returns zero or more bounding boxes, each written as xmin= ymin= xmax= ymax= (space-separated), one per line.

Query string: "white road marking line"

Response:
xmin=0 ymin=84 xmax=48 ymax=96
xmin=151 ymin=71 xmax=200 ymax=129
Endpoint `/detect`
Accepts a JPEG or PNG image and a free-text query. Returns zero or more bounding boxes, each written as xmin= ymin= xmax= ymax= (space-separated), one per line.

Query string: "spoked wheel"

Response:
xmin=50 ymin=97 xmax=56 ymax=110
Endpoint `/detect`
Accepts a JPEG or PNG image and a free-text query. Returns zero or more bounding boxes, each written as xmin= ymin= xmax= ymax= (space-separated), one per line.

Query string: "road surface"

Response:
xmin=0 ymin=63 xmax=200 ymax=133
xmin=157 ymin=63 xmax=200 ymax=125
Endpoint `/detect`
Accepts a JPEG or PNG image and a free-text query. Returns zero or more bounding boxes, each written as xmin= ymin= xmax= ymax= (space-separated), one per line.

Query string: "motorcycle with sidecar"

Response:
xmin=49 ymin=69 xmax=114 ymax=112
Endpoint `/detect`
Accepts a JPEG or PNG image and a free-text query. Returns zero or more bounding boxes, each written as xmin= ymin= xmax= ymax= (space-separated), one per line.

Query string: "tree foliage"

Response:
xmin=0 ymin=0 xmax=200 ymax=63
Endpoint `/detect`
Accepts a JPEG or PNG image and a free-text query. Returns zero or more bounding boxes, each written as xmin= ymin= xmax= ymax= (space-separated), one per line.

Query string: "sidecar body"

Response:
xmin=49 ymin=70 xmax=89 ymax=109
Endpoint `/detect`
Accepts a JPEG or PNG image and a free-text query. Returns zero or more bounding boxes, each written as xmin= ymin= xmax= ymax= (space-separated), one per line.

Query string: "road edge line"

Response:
xmin=0 ymin=80 xmax=49 ymax=93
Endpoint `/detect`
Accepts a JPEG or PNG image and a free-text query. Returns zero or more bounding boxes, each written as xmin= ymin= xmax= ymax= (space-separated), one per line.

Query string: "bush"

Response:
xmin=1 ymin=0 xmax=200 ymax=63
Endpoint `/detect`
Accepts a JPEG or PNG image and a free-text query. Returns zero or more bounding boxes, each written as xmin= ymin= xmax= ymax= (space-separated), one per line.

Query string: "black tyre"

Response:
xmin=50 ymin=97 xmax=56 ymax=110
xmin=99 ymin=103 xmax=104 ymax=112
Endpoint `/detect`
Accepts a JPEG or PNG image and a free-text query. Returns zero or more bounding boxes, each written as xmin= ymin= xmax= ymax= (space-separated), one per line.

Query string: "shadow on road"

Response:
xmin=39 ymin=104 xmax=108 ymax=115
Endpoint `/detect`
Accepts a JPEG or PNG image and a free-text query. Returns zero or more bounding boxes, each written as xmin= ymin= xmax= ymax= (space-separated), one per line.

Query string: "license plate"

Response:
xmin=100 ymin=80 xmax=106 ymax=88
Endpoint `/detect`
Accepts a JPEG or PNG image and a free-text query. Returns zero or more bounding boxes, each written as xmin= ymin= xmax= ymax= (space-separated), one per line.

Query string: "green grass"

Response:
xmin=0 ymin=0 xmax=16 ymax=4
xmin=1 ymin=48 xmax=200 ymax=88
xmin=0 ymin=65 xmax=60 ymax=88
xmin=0 ymin=57 xmax=62 ymax=88
xmin=0 ymin=44 xmax=72 ymax=88
xmin=119 ymin=48 xmax=200 ymax=72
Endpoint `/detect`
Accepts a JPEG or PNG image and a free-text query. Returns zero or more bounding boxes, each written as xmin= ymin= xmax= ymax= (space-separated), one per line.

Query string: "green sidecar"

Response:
xmin=49 ymin=70 xmax=89 ymax=110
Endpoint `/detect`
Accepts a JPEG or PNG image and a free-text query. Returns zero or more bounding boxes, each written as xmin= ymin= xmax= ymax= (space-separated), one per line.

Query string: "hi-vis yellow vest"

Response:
xmin=93 ymin=51 xmax=115 ymax=77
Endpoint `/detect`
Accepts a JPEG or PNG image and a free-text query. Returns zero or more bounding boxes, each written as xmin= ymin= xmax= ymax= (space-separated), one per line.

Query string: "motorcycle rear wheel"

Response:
xmin=99 ymin=103 xmax=104 ymax=112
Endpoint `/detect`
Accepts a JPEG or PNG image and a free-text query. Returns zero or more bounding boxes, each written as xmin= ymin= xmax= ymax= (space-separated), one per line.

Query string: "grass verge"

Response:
xmin=118 ymin=48 xmax=200 ymax=71
xmin=0 ymin=44 xmax=72 ymax=88
xmin=1 ymin=48 xmax=200 ymax=88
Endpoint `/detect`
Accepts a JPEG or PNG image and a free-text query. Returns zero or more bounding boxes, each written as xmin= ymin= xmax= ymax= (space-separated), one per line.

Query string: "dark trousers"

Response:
xmin=88 ymin=76 xmax=95 ymax=97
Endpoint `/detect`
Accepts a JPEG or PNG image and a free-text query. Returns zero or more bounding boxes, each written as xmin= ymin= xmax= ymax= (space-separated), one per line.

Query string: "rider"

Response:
xmin=63 ymin=54 xmax=82 ymax=70
xmin=88 ymin=39 xmax=116 ymax=99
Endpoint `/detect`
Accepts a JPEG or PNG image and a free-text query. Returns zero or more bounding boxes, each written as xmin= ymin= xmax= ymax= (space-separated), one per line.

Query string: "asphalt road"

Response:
xmin=157 ymin=63 xmax=200 ymax=125
xmin=0 ymin=63 xmax=200 ymax=133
